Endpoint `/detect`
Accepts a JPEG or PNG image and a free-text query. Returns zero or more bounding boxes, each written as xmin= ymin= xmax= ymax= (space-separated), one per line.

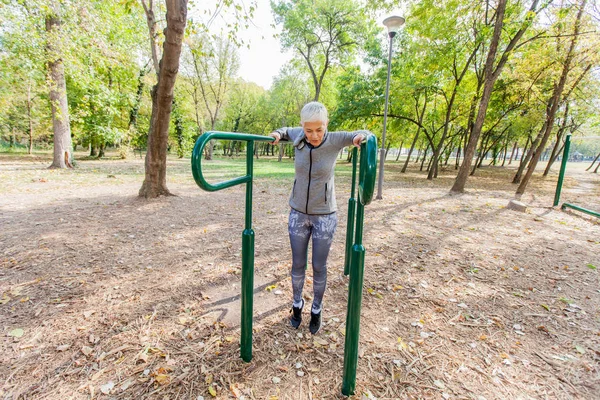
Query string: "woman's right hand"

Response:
xmin=269 ymin=131 xmax=281 ymax=145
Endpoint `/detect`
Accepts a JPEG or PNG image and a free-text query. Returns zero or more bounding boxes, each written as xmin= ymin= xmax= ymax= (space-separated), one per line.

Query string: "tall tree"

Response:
xmin=139 ymin=0 xmax=188 ymax=198
xmin=516 ymin=0 xmax=588 ymax=195
xmin=272 ymin=0 xmax=372 ymax=101
xmin=451 ymin=0 xmax=542 ymax=193
xmin=186 ymin=33 xmax=239 ymax=160
xmin=46 ymin=4 xmax=73 ymax=168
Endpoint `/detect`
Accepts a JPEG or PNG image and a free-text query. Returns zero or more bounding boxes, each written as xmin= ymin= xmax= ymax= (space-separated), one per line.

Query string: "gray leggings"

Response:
xmin=288 ymin=209 xmax=338 ymax=313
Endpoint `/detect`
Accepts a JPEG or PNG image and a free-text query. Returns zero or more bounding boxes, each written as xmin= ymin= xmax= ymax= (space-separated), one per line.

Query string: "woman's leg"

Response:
xmin=309 ymin=212 xmax=338 ymax=313
xmin=288 ymin=209 xmax=311 ymax=307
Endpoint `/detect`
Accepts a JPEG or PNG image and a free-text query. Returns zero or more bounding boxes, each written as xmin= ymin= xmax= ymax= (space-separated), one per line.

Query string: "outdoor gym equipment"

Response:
xmin=553 ymin=134 xmax=600 ymax=219
xmin=191 ymin=131 xmax=377 ymax=396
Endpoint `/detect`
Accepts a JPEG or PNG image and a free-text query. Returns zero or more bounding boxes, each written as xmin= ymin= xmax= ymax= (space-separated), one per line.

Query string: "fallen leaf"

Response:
xmin=265 ymin=285 xmax=277 ymax=292
xmin=81 ymin=346 xmax=93 ymax=356
xmin=0 ymin=294 xmax=10 ymax=304
xmin=575 ymin=345 xmax=586 ymax=354
xmin=8 ymin=328 xmax=24 ymax=338
xmin=541 ymin=304 xmax=550 ymax=311
xmin=587 ymin=264 xmax=597 ymax=270
xmin=120 ymin=378 xmax=135 ymax=391
xmin=100 ymin=381 xmax=115 ymax=395
xmin=230 ymin=383 xmax=241 ymax=398
xmin=205 ymin=374 xmax=213 ymax=385
xmin=154 ymin=374 xmax=170 ymax=385
xmin=208 ymin=385 xmax=217 ymax=397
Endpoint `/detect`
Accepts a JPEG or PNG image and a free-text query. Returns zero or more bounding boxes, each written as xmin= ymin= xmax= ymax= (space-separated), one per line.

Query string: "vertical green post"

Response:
xmin=241 ymin=141 xmax=254 ymax=362
xmin=342 ymin=200 xmax=365 ymax=396
xmin=344 ymin=148 xmax=358 ymax=276
xmin=553 ymin=134 xmax=571 ymax=207
xmin=342 ymin=202 xmax=365 ymax=396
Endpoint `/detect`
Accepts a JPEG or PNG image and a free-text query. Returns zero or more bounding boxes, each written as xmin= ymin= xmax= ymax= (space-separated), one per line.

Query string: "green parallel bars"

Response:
xmin=553 ymin=134 xmax=571 ymax=207
xmin=553 ymin=134 xmax=600 ymax=219
xmin=191 ymin=132 xmax=274 ymax=362
xmin=344 ymin=147 xmax=359 ymax=276
xmin=342 ymin=135 xmax=377 ymax=396
xmin=561 ymin=203 xmax=600 ymax=218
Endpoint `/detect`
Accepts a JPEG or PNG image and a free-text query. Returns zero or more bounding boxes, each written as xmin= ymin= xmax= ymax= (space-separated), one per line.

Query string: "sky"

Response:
xmin=235 ymin=0 xmax=293 ymax=89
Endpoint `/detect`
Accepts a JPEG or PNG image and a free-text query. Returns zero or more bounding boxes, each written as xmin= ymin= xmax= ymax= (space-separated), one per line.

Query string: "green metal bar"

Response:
xmin=561 ymin=203 xmax=600 ymax=219
xmin=190 ymin=131 xmax=274 ymax=364
xmin=342 ymin=201 xmax=366 ymax=396
xmin=191 ymin=131 xmax=273 ymax=192
xmin=553 ymin=134 xmax=571 ymax=207
xmin=344 ymin=147 xmax=358 ymax=276
xmin=341 ymin=135 xmax=376 ymax=396
xmin=240 ymin=228 xmax=254 ymax=361
xmin=241 ymin=141 xmax=254 ymax=362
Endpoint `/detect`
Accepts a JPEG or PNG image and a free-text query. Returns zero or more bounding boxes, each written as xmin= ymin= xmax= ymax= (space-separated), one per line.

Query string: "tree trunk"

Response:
xmin=46 ymin=10 xmax=73 ymax=169
xmin=508 ymin=141 xmax=518 ymax=164
xmin=517 ymin=0 xmax=586 ymax=195
xmin=98 ymin=142 xmax=106 ymax=158
xmin=396 ymin=140 xmax=404 ymax=161
xmin=402 ymin=130 xmax=420 ymax=173
xmin=420 ymin=144 xmax=430 ymax=172
xmin=139 ymin=0 xmax=188 ymax=198
xmin=129 ymin=67 xmax=147 ymax=130
xmin=586 ymin=152 xmax=600 ymax=171
xmin=513 ymin=129 xmax=542 ymax=184
xmin=27 ymin=83 xmax=34 ymax=155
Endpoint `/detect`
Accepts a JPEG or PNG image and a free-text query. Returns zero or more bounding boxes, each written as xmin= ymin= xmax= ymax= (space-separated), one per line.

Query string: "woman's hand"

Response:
xmin=352 ymin=134 xmax=365 ymax=147
xmin=269 ymin=131 xmax=281 ymax=145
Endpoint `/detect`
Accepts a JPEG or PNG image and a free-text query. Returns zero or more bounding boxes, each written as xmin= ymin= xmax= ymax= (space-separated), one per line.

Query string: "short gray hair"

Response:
xmin=300 ymin=102 xmax=328 ymax=124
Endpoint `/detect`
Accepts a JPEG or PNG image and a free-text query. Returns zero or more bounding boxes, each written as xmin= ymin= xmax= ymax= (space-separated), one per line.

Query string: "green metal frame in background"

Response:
xmin=191 ymin=131 xmax=378 ymax=395
xmin=553 ymin=134 xmax=600 ymax=219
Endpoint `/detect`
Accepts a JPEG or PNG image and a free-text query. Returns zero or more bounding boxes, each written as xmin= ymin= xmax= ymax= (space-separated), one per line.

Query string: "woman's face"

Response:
xmin=303 ymin=120 xmax=328 ymax=147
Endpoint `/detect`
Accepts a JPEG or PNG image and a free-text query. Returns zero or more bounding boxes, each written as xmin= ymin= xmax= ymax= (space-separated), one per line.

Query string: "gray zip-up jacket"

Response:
xmin=274 ymin=127 xmax=368 ymax=215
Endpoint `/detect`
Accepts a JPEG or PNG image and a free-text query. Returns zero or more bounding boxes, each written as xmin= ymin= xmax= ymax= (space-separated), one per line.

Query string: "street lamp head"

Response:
xmin=383 ymin=15 xmax=405 ymax=38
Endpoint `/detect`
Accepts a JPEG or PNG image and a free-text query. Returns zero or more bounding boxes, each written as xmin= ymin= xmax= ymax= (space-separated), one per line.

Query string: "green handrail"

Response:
xmin=191 ymin=131 xmax=274 ymax=362
xmin=342 ymin=133 xmax=377 ymax=396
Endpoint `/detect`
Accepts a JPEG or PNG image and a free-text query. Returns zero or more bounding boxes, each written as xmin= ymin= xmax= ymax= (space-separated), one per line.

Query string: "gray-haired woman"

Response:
xmin=270 ymin=101 xmax=366 ymax=334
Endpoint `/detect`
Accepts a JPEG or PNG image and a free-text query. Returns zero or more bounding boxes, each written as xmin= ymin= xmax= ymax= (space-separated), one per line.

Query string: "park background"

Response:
xmin=1 ymin=0 xmax=600 ymax=399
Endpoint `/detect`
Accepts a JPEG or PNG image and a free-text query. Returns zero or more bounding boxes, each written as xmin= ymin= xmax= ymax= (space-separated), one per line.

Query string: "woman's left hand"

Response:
xmin=352 ymin=134 xmax=365 ymax=148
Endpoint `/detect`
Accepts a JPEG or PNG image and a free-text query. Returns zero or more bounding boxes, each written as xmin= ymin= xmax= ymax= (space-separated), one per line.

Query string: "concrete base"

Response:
xmin=507 ymin=199 xmax=527 ymax=212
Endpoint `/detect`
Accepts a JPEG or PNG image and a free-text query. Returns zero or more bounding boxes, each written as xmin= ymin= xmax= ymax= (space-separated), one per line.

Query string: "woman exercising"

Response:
xmin=270 ymin=102 xmax=366 ymax=334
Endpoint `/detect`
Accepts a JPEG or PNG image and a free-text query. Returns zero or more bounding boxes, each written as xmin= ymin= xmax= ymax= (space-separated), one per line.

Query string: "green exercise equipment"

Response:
xmin=553 ymin=134 xmax=600 ymax=219
xmin=191 ymin=131 xmax=378 ymax=395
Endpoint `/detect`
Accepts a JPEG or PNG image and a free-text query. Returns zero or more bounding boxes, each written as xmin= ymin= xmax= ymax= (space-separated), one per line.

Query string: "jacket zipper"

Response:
xmin=325 ymin=183 xmax=327 ymax=203
xmin=305 ymin=147 xmax=313 ymax=213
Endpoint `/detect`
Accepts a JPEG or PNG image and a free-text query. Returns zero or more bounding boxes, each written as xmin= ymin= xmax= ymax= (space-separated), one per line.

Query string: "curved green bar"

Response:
xmin=358 ymin=134 xmax=377 ymax=206
xmin=191 ymin=131 xmax=275 ymax=192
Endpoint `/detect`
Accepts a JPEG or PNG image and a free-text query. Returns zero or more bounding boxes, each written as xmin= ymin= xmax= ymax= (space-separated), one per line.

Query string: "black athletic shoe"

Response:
xmin=290 ymin=299 xmax=304 ymax=329
xmin=309 ymin=310 xmax=322 ymax=335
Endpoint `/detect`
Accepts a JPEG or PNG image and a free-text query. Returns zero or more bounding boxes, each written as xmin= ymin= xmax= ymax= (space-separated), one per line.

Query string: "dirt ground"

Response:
xmin=1 ymin=153 xmax=599 ymax=400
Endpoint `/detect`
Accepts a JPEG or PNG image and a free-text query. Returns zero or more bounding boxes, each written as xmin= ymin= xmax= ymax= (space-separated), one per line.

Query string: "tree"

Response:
xmin=46 ymin=4 xmax=73 ymax=168
xmin=451 ymin=0 xmax=543 ymax=193
xmin=185 ymin=32 xmax=239 ymax=160
xmin=139 ymin=0 xmax=188 ymax=198
xmin=272 ymin=0 xmax=373 ymax=101
xmin=517 ymin=0 xmax=590 ymax=194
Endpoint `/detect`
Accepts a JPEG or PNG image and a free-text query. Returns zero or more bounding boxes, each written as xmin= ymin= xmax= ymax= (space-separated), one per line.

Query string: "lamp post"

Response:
xmin=376 ymin=15 xmax=405 ymax=200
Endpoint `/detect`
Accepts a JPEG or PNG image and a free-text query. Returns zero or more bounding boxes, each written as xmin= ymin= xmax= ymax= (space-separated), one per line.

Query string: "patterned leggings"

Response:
xmin=288 ymin=209 xmax=338 ymax=313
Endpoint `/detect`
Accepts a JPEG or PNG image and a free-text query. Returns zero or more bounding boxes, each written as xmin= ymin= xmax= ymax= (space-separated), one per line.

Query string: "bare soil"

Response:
xmin=1 ymin=154 xmax=599 ymax=400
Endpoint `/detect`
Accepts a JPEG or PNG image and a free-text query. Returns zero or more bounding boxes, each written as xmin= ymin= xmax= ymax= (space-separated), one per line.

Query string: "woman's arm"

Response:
xmin=331 ymin=130 xmax=369 ymax=149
